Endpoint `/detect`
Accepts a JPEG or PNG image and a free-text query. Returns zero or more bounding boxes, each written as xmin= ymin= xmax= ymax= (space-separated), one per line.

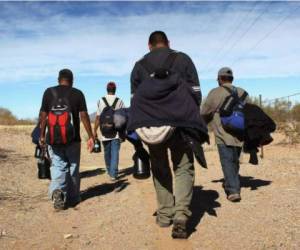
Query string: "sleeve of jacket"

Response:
xmin=201 ymin=89 xmax=218 ymax=124
xmin=183 ymin=54 xmax=202 ymax=104
xmin=130 ymin=62 xmax=143 ymax=97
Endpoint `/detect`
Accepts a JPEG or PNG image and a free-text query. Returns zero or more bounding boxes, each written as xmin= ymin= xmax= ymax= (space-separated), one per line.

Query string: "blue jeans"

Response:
xmin=102 ymin=139 xmax=120 ymax=178
xmin=217 ymin=144 xmax=242 ymax=195
xmin=48 ymin=142 xmax=81 ymax=203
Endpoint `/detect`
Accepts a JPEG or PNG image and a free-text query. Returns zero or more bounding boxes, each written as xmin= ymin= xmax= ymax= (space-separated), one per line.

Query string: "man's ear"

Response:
xmin=148 ymin=43 xmax=152 ymax=51
xmin=167 ymin=41 xmax=170 ymax=48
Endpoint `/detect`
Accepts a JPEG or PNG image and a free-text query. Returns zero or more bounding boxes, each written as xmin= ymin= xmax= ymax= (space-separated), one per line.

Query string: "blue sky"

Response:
xmin=0 ymin=1 xmax=300 ymax=119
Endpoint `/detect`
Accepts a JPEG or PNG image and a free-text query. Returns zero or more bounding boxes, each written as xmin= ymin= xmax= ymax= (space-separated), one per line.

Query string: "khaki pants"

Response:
xmin=148 ymin=132 xmax=194 ymax=224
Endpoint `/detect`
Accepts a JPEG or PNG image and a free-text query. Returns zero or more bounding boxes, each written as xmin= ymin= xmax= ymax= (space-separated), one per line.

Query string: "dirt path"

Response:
xmin=0 ymin=127 xmax=299 ymax=250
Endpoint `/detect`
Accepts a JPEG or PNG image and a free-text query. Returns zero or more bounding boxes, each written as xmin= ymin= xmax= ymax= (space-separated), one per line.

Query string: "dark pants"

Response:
xmin=148 ymin=133 xmax=194 ymax=224
xmin=217 ymin=144 xmax=242 ymax=195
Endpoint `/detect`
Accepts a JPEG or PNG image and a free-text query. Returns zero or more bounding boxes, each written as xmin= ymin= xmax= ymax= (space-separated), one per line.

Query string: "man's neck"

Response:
xmin=59 ymin=82 xmax=71 ymax=87
xmin=221 ymin=82 xmax=232 ymax=86
xmin=150 ymin=44 xmax=169 ymax=51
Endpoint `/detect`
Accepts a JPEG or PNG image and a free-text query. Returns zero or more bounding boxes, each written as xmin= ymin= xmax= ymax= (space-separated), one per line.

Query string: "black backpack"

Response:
xmin=46 ymin=88 xmax=75 ymax=145
xmin=99 ymin=97 xmax=119 ymax=138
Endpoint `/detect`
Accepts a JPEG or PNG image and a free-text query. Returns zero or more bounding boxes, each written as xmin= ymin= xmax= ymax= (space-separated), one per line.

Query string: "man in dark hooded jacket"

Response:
xmin=130 ymin=31 xmax=202 ymax=239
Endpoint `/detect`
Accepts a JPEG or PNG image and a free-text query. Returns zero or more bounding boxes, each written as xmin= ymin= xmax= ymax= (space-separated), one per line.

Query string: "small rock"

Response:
xmin=85 ymin=240 xmax=91 ymax=245
xmin=64 ymin=234 xmax=73 ymax=239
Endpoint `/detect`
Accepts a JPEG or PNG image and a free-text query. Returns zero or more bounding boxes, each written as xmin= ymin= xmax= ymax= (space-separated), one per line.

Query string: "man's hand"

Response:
xmin=80 ymin=111 xmax=95 ymax=152
xmin=39 ymin=137 xmax=46 ymax=149
xmin=87 ymin=137 xmax=94 ymax=153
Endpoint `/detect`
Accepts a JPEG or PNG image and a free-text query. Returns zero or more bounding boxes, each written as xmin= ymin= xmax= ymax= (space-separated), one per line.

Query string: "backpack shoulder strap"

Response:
xmin=102 ymin=97 xmax=110 ymax=107
xmin=112 ymin=97 xmax=119 ymax=109
xmin=140 ymin=57 xmax=156 ymax=75
xmin=240 ymin=91 xmax=248 ymax=102
xmin=50 ymin=87 xmax=59 ymax=107
xmin=222 ymin=86 xmax=234 ymax=95
xmin=222 ymin=86 xmax=248 ymax=102
xmin=50 ymin=87 xmax=58 ymax=100
xmin=62 ymin=87 xmax=72 ymax=107
xmin=163 ymin=52 xmax=178 ymax=70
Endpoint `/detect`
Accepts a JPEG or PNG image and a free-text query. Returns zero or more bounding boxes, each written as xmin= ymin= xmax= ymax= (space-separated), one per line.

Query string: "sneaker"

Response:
xmin=110 ymin=177 xmax=117 ymax=182
xmin=227 ymin=193 xmax=241 ymax=202
xmin=52 ymin=189 xmax=66 ymax=210
xmin=172 ymin=219 xmax=188 ymax=239
xmin=156 ymin=217 xmax=172 ymax=228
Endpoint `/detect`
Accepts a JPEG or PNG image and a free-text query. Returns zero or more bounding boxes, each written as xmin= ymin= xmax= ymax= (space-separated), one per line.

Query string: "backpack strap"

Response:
xmin=240 ymin=91 xmax=248 ymax=103
xmin=112 ymin=97 xmax=119 ymax=109
xmin=222 ymin=86 xmax=248 ymax=102
xmin=102 ymin=97 xmax=110 ymax=107
xmin=50 ymin=88 xmax=58 ymax=103
xmin=140 ymin=58 xmax=156 ymax=75
xmin=62 ymin=88 xmax=72 ymax=108
xmin=50 ymin=87 xmax=72 ymax=108
xmin=139 ymin=51 xmax=178 ymax=75
xmin=102 ymin=97 xmax=119 ymax=110
xmin=162 ymin=52 xmax=178 ymax=70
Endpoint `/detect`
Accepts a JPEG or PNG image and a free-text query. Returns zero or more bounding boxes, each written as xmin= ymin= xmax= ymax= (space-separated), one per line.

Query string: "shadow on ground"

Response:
xmin=0 ymin=147 xmax=30 ymax=164
xmin=0 ymin=148 xmax=14 ymax=160
xmin=80 ymin=168 xmax=106 ymax=179
xmin=188 ymin=186 xmax=221 ymax=237
xmin=118 ymin=166 xmax=134 ymax=179
xmin=80 ymin=179 xmax=130 ymax=202
xmin=212 ymin=176 xmax=272 ymax=190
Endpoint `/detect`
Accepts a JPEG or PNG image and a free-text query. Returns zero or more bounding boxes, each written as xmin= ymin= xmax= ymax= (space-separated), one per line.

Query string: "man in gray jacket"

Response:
xmin=131 ymin=31 xmax=201 ymax=239
xmin=201 ymin=67 xmax=248 ymax=202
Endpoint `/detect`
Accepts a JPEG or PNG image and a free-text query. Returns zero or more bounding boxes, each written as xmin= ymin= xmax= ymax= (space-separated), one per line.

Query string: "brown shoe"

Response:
xmin=227 ymin=193 xmax=241 ymax=202
xmin=172 ymin=219 xmax=188 ymax=239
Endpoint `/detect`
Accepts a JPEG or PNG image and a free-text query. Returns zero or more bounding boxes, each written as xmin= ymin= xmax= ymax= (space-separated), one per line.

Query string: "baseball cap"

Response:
xmin=218 ymin=67 xmax=233 ymax=77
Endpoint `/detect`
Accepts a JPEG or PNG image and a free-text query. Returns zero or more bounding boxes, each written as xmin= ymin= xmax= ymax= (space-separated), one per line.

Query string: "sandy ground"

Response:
xmin=0 ymin=126 xmax=299 ymax=250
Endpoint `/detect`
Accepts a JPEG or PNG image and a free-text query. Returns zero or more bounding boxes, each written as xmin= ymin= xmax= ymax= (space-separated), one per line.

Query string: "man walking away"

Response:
xmin=94 ymin=82 xmax=125 ymax=181
xmin=39 ymin=69 xmax=94 ymax=210
xmin=130 ymin=31 xmax=202 ymax=239
xmin=201 ymin=67 xmax=249 ymax=202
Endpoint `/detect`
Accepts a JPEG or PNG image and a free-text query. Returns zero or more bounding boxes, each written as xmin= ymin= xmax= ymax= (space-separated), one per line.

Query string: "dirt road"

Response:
xmin=0 ymin=126 xmax=299 ymax=250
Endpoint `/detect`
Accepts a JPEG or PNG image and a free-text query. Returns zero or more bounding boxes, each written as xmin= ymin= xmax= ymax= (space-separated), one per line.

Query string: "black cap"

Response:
xmin=58 ymin=69 xmax=73 ymax=83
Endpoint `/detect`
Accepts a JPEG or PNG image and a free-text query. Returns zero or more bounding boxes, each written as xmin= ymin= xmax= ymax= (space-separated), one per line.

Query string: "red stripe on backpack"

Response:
xmin=48 ymin=112 xmax=57 ymax=145
xmin=58 ymin=112 xmax=69 ymax=144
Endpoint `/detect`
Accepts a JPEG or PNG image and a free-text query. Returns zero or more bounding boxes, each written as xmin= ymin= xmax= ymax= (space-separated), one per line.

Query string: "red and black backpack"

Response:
xmin=46 ymin=88 xmax=75 ymax=145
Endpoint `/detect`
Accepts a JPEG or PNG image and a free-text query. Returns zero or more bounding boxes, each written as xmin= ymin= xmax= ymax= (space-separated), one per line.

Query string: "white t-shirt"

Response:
xmin=96 ymin=95 xmax=125 ymax=141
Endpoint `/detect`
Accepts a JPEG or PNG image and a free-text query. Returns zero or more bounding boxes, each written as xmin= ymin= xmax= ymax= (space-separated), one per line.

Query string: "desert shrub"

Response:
xmin=0 ymin=108 xmax=18 ymax=125
xmin=0 ymin=107 xmax=35 ymax=125
xmin=291 ymin=103 xmax=300 ymax=121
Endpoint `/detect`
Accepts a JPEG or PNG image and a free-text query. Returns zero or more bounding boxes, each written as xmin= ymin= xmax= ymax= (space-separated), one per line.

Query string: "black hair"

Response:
xmin=220 ymin=75 xmax=234 ymax=83
xmin=148 ymin=31 xmax=169 ymax=46
xmin=107 ymin=88 xmax=116 ymax=94
xmin=58 ymin=69 xmax=73 ymax=84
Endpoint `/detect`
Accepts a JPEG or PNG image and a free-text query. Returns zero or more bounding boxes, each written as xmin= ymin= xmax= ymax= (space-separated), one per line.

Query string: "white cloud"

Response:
xmin=0 ymin=1 xmax=300 ymax=84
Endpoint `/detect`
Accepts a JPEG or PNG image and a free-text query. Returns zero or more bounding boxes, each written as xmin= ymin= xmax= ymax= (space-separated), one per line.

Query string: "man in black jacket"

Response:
xmin=130 ymin=31 xmax=201 ymax=239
